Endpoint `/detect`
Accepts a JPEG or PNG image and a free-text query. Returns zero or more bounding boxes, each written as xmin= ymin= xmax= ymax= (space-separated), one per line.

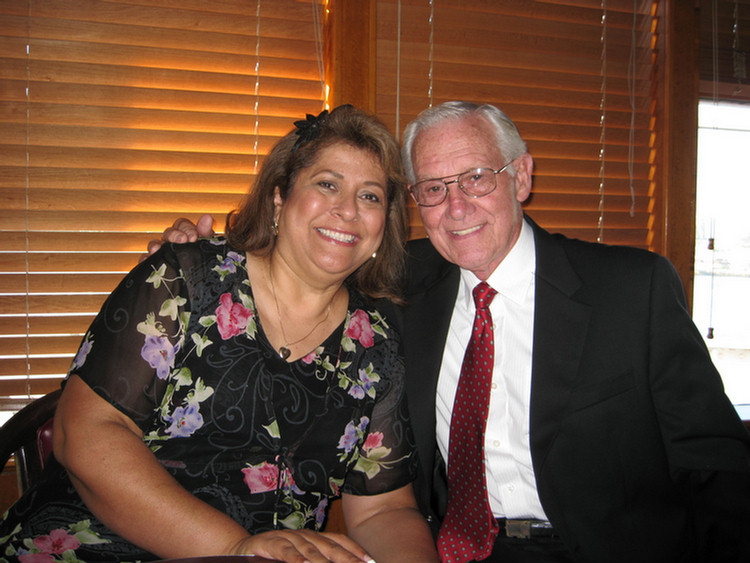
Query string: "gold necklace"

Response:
xmin=268 ymin=265 xmax=333 ymax=360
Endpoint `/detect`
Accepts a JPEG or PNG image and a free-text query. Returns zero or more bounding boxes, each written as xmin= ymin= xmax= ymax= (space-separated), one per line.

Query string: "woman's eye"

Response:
xmin=318 ymin=181 xmax=335 ymax=190
xmin=361 ymin=192 xmax=382 ymax=203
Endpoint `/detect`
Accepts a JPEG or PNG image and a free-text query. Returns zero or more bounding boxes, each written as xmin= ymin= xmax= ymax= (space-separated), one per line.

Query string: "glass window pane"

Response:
xmin=694 ymin=101 xmax=750 ymax=414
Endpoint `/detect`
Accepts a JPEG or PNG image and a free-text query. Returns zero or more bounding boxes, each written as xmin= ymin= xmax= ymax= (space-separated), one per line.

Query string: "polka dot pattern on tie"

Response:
xmin=437 ymin=281 xmax=499 ymax=563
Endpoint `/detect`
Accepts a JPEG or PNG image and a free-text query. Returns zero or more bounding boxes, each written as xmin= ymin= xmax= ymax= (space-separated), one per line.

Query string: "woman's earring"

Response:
xmin=371 ymin=251 xmax=377 ymax=259
xmin=272 ymin=220 xmax=279 ymax=237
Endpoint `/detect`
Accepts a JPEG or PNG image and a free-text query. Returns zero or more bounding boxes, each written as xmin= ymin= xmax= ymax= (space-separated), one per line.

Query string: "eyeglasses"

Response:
xmin=409 ymin=163 xmax=513 ymax=207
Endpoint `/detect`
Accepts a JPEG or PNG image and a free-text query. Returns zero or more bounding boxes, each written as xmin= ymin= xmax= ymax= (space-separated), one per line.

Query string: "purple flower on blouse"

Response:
xmin=314 ymin=497 xmax=329 ymax=527
xmin=337 ymin=416 xmax=369 ymax=454
xmin=164 ymin=402 xmax=204 ymax=437
xmin=216 ymin=251 xmax=244 ymax=274
xmin=337 ymin=421 xmax=359 ymax=453
xmin=358 ymin=416 xmax=369 ymax=433
xmin=71 ymin=337 xmax=93 ymax=370
xmin=141 ymin=334 xmax=178 ymax=380
xmin=348 ymin=368 xmax=378 ymax=399
xmin=349 ymin=385 xmax=365 ymax=399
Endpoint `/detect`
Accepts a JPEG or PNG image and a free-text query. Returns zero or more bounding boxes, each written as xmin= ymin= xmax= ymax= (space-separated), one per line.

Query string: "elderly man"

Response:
xmin=154 ymin=102 xmax=750 ymax=563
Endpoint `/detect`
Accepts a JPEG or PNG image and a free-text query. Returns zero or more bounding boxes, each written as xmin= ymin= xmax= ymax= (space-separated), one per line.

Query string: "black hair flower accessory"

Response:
xmin=291 ymin=109 xmax=329 ymax=153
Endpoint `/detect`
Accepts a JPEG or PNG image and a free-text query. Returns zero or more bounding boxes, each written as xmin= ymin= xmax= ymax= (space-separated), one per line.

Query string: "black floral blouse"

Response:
xmin=0 ymin=239 xmax=416 ymax=563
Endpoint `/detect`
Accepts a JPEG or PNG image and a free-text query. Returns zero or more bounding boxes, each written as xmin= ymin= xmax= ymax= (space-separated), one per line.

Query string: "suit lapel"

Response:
xmin=402 ymin=242 xmax=460 ymax=516
xmin=404 ymin=265 xmax=459 ymax=454
xmin=527 ymin=219 xmax=591 ymax=475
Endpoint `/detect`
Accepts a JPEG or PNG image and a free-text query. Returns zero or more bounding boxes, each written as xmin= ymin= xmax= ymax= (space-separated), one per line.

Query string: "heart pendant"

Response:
xmin=278 ymin=346 xmax=291 ymax=360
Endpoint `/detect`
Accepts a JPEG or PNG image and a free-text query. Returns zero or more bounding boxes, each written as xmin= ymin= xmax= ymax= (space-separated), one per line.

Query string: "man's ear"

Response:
xmin=513 ymin=153 xmax=534 ymax=204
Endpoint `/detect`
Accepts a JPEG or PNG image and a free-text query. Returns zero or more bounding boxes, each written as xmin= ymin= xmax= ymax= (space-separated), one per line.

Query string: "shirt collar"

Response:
xmin=459 ymin=217 xmax=536 ymax=307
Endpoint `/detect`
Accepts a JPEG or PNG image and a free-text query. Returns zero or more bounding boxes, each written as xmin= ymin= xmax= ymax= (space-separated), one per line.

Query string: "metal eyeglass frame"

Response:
xmin=409 ymin=161 xmax=514 ymax=207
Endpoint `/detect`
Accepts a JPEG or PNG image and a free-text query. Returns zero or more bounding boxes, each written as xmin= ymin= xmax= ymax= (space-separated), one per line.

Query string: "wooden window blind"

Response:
xmin=0 ymin=0 xmax=326 ymax=412
xmin=375 ymin=0 xmax=658 ymax=247
xmin=698 ymin=0 xmax=750 ymax=102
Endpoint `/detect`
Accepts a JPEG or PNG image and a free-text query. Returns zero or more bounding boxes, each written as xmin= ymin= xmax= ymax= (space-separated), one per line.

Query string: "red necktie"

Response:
xmin=437 ymin=281 xmax=499 ymax=563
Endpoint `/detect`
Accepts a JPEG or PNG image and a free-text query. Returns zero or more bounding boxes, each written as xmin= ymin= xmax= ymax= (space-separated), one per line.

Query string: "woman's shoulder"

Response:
xmin=145 ymin=238 xmax=252 ymax=312
xmin=165 ymin=236 xmax=239 ymax=264
xmin=151 ymin=237 xmax=247 ymax=282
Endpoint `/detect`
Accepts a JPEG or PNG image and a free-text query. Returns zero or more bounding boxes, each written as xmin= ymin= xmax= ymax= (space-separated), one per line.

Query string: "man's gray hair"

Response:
xmin=401 ymin=101 xmax=528 ymax=183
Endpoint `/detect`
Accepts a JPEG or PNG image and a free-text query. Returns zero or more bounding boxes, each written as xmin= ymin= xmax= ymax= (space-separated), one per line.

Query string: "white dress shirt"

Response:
xmin=435 ymin=218 xmax=548 ymax=520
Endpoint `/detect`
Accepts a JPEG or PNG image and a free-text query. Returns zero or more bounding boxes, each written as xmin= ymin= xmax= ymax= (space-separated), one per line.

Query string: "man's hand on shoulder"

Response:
xmin=140 ymin=214 xmax=216 ymax=262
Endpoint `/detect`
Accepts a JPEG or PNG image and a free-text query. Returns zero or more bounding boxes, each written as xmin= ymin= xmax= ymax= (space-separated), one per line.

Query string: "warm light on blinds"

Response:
xmin=0 ymin=0 xmax=326 ymax=408
xmin=376 ymin=0 xmax=657 ymax=245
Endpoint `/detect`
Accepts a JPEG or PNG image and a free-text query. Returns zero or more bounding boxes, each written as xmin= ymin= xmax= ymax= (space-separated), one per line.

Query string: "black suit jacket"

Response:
xmin=386 ymin=216 xmax=750 ymax=563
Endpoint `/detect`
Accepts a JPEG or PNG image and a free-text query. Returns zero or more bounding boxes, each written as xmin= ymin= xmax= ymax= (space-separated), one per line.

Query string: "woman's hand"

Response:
xmin=232 ymin=529 xmax=374 ymax=563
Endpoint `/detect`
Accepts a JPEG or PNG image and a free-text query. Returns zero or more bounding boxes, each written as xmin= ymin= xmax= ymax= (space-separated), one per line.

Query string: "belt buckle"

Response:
xmin=505 ymin=519 xmax=533 ymax=539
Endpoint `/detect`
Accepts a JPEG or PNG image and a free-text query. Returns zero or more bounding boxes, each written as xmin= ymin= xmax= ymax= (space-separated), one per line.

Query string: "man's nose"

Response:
xmin=444 ymin=180 xmax=472 ymax=217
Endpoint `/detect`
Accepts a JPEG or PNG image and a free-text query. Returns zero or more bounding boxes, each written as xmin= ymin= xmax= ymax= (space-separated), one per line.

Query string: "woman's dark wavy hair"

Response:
xmin=225 ymin=105 xmax=408 ymax=303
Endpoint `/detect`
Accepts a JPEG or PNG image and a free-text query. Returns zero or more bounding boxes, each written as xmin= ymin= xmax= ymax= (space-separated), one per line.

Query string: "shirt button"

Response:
xmin=491 ymin=382 xmax=498 ymax=390
xmin=492 ymin=440 xmax=500 ymax=448
xmin=507 ymin=485 xmax=515 ymax=492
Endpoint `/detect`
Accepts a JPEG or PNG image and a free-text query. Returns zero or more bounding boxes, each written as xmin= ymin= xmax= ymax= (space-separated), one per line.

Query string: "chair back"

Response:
xmin=0 ymin=389 xmax=62 ymax=492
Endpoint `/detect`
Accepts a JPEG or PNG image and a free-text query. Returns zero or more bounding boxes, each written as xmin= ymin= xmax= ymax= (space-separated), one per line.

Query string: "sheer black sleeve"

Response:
xmin=68 ymin=246 xmax=190 ymax=430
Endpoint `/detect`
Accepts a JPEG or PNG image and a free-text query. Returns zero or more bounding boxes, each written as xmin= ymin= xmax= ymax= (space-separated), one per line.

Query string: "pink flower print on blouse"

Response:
xmin=242 ymin=461 xmax=279 ymax=494
xmin=301 ymin=350 xmax=318 ymax=364
xmin=19 ymin=554 xmax=56 ymax=563
xmin=345 ymin=309 xmax=375 ymax=348
xmin=32 ymin=528 xmax=81 ymax=555
xmin=329 ymin=479 xmax=341 ymax=496
xmin=362 ymin=431 xmax=383 ymax=452
xmin=215 ymin=292 xmax=253 ymax=340
xmin=141 ymin=335 xmax=179 ymax=380
xmin=164 ymin=402 xmax=204 ymax=437
xmin=242 ymin=460 xmax=302 ymax=496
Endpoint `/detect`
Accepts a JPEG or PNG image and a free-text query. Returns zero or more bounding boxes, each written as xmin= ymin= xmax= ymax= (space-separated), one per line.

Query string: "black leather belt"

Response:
xmin=497 ymin=518 xmax=559 ymax=539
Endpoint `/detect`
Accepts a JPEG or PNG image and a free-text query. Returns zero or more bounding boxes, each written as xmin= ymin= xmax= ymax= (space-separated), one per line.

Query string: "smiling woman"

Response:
xmin=0 ymin=106 xmax=437 ymax=563
xmin=226 ymin=106 xmax=408 ymax=305
xmin=271 ymin=143 xmax=387 ymax=288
